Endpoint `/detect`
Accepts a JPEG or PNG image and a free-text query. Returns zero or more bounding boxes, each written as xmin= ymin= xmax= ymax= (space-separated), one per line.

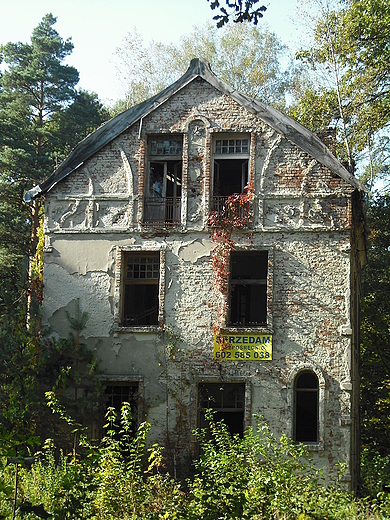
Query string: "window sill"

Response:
xmin=112 ymin=325 xmax=162 ymax=334
xmin=297 ymin=442 xmax=324 ymax=452
xmin=142 ymin=221 xmax=181 ymax=229
xmin=221 ymin=326 xmax=273 ymax=335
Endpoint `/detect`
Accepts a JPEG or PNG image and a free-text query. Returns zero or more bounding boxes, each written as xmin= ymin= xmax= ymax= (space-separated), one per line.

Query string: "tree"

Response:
xmin=289 ymin=0 xmax=354 ymax=168
xmin=113 ymin=30 xmax=179 ymax=111
xmin=0 ymin=14 xmax=109 ymax=317
xmin=0 ymin=15 xmax=109 ymax=454
xmin=360 ymin=194 xmax=390 ymax=453
xmin=113 ymin=22 xmax=296 ymax=112
xmin=0 ymin=13 xmax=79 ymax=183
xmin=207 ymin=0 xmax=267 ymax=27
xmin=51 ymin=89 xmax=110 ymax=161
xmin=292 ymin=0 xmax=390 ymax=180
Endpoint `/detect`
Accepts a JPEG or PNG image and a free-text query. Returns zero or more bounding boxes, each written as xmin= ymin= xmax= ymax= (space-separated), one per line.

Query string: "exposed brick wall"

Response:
xmin=42 ymin=77 xmax=363 ymax=489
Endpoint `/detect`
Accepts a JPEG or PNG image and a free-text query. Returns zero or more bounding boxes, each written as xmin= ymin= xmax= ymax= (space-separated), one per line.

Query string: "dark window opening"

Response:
xmin=145 ymin=160 xmax=182 ymax=224
xmin=122 ymin=253 xmax=159 ymax=326
xmin=294 ymin=372 xmax=319 ymax=442
xmin=105 ymin=383 xmax=139 ymax=436
xmin=198 ymin=383 xmax=245 ymax=438
xmin=212 ymin=159 xmax=248 ymax=212
xmin=229 ymin=252 xmax=267 ymax=327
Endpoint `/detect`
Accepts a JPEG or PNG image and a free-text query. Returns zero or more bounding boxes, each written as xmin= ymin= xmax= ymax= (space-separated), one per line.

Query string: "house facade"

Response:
xmin=25 ymin=59 xmax=366 ymax=490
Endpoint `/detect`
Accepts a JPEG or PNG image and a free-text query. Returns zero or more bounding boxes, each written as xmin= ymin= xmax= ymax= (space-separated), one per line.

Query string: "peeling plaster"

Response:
xmin=38 ymin=77 xmax=364 ymax=489
xmin=178 ymin=239 xmax=213 ymax=262
xmin=44 ymin=263 xmax=111 ymax=338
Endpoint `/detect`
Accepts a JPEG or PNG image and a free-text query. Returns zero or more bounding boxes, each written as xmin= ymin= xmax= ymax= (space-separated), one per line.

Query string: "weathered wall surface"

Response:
xmin=42 ymin=78 xmax=359 ymax=487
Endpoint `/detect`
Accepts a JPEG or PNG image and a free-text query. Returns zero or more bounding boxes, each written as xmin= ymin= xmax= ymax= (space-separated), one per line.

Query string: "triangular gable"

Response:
xmin=24 ymin=58 xmax=368 ymax=202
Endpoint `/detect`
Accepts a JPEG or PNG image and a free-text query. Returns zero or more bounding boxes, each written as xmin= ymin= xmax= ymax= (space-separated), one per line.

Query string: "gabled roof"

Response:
xmin=24 ymin=58 xmax=367 ymax=202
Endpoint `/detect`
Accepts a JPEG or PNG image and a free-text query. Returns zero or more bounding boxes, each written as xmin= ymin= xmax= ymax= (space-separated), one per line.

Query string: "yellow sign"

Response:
xmin=214 ymin=334 xmax=272 ymax=361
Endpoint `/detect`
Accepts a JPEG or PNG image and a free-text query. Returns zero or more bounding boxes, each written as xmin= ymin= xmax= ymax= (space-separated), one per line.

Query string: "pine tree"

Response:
xmin=0 ymin=14 xmax=108 ymax=317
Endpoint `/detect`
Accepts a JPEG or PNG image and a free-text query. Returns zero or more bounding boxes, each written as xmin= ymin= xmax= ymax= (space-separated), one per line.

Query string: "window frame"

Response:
xmin=144 ymin=135 xmax=183 ymax=226
xmin=293 ymin=371 xmax=319 ymax=443
xmin=105 ymin=381 xmax=140 ymax=434
xmin=287 ymin=365 xmax=325 ymax=450
xmin=94 ymin=375 xmax=145 ymax=440
xmin=122 ymin=252 xmax=160 ymax=327
xmin=226 ymin=249 xmax=273 ymax=331
xmin=197 ymin=381 xmax=248 ymax=438
xmin=212 ymin=134 xmax=250 ymax=158
xmin=211 ymin=133 xmax=251 ymax=210
xmin=113 ymin=246 xmax=166 ymax=331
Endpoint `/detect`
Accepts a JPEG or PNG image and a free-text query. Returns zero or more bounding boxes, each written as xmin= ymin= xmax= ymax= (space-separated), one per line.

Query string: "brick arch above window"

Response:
xmin=183 ymin=114 xmax=211 ymax=132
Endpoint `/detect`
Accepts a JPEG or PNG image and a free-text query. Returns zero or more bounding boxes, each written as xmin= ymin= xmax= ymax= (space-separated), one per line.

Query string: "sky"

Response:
xmin=0 ymin=0 xmax=301 ymax=106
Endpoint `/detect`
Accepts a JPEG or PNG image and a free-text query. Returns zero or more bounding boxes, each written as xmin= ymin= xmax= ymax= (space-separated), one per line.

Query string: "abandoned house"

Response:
xmin=25 ymin=58 xmax=367 ymax=490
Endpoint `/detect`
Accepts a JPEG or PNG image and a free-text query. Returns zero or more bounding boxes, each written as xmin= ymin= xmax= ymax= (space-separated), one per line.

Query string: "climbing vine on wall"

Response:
xmin=29 ymin=219 xmax=44 ymax=305
xmin=208 ymin=183 xmax=254 ymax=334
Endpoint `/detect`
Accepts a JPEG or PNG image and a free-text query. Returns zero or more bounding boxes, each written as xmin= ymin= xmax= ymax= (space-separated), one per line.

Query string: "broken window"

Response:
xmin=294 ymin=372 xmax=319 ymax=443
xmin=121 ymin=252 xmax=159 ymax=326
xmin=144 ymin=136 xmax=182 ymax=225
xmin=212 ymin=135 xmax=250 ymax=213
xmin=229 ymin=251 xmax=267 ymax=327
xmin=198 ymin=383 xmax=245 ymax=437
xmin=105 ymin=382 xmax=139 ymax=436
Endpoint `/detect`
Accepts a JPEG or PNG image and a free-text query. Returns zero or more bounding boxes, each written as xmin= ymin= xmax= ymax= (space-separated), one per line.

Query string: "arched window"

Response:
xmin=294 ymin=371 xmax=319 ymax=442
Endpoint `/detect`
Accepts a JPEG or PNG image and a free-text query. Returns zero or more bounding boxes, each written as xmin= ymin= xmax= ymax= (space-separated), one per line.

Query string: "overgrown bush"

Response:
xmin=2 ymin=408 xmax=390 ymax=519
xmin=188 ymin=412 xmax=363 ymax=519
xmin=361 ymin=447 xmax=390 ymax=496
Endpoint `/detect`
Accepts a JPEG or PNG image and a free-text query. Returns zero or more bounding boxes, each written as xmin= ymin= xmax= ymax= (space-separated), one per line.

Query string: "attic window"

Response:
xmin=144 ymin=135 xmax=183 ymax=226
xmin=150 ymin=137 xmax=182 ymax=156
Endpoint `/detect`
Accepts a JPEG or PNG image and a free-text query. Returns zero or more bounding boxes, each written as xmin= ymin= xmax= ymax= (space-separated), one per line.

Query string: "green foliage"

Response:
xmin=6 ymin=405 xmax=184 ymax=519
xmin=114 ymin=22 xmax=297 ymax=110
xmin=0 ymin=297 xmax=101 ymax=462
xmin=361 ymin=194 xmax=390 ymax=453
xmin=361 ymin=447 xmax=390 ymax=497
xmin=2 ymin=411 xmax=390 ymax=519
xmin=0 ymin=310 xmax=44 ymax=457
xmin=0 ymin=14 xmax=109 ymax=320
xmin=188 ymin=412 xmax=359 ymax=519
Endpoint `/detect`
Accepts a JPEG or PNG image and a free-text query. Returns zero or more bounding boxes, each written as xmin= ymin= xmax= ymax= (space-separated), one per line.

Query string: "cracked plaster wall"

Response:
xmin=42 ymin=78 xmax=361 ymax=488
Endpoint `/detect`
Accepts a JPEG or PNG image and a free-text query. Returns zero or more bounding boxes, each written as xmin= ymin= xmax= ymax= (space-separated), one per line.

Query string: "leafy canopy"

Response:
xmin=113 ymin=21 xmax=298 ymax=113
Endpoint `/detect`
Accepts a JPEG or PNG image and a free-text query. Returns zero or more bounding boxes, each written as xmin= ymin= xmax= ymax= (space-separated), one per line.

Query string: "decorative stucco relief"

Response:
xmin=262 ymin=196 xmax=349 ymax=231
xmin=95 ymin=201 xmax=132 ymax=228
xmin=263 ymin=200 xmax=302 ymax=228
xmin=187 ymin=118 xmax=207 ymax=226
xmin=46 ymin=148 xmax=135 ymax=231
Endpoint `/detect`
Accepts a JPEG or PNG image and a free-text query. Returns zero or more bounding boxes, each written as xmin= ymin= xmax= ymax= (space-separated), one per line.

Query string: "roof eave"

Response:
xmin=25 ymin=57 xmax=369 ymax=200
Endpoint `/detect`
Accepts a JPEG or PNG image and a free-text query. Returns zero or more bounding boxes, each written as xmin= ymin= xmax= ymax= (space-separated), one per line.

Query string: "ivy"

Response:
xmin=208 ymin=183 xmax=254 ymax=334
